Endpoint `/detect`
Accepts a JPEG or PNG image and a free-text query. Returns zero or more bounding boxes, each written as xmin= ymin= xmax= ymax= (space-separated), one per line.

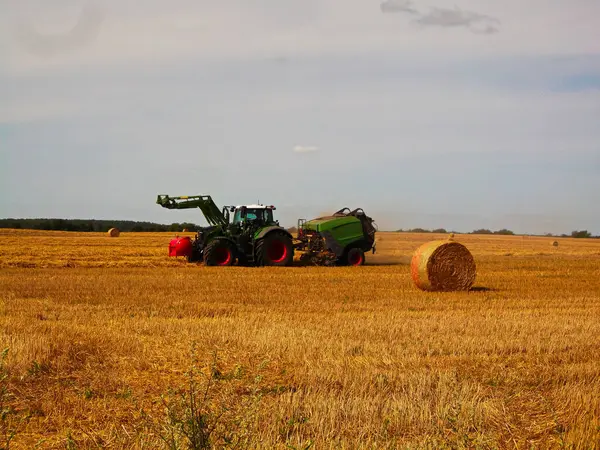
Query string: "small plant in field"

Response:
xmin=277 ymin=406 xmax=313 ymax=446
xmin=148 ymin=344 xmax=265 ymax=449
xmin=25 ymin=360 xmax=49 ymax=378
xmin=285 ymin=440 xmax=314 ymax=450
xmin=64 ymin=430 xmax=78 ymax=449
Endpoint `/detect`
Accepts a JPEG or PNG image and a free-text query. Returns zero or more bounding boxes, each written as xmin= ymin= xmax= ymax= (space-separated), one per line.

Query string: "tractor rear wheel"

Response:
xmin=345 ymin=247 xmax=365 ymax=266
xmin=204 ymin=239 xmax=235 ymax=266
xmin=256 ymin=231 xmax=294 ymax=266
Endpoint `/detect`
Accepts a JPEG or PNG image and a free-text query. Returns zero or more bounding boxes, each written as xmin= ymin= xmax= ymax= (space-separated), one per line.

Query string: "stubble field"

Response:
xmin=1 ymin=229 xmax=600 ymax=449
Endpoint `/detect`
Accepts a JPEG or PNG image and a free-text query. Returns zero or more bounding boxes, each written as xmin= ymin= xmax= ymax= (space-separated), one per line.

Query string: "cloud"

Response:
xmin=293 ymin=145 xmax=319 ymax=153
xmin=14 ymin=2 xmax=106 ymax=57
xmin=415 ymin=7 xmax=501 ymax=34
xmin=380 ymin=0 xmax=419 ymax=14
xmin=381 ymin=2 xmax=501 ymax=35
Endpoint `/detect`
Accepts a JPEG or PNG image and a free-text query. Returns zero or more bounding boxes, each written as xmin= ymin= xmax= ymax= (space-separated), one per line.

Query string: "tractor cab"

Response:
xmin=231 ymin=204 xmax=278 ymax=226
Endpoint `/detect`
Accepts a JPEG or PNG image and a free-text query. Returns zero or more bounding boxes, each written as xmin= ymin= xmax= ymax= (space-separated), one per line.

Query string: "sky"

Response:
xmin=1 ymin=0 xmax=599 ymax=234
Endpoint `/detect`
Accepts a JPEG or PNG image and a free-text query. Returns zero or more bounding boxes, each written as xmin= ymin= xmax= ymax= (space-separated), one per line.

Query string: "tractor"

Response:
xmin=292 ymin=207 xmax=378 ymax=266
xmin=156 ymin=194 xmax=294 ymax=266
xmin=157 ymin=194 xmax=378 ymax=267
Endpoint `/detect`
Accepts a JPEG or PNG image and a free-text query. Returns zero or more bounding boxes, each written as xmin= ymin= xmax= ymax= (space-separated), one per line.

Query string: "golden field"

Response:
xmin=1 ymin=229 xmax=600 ymax=449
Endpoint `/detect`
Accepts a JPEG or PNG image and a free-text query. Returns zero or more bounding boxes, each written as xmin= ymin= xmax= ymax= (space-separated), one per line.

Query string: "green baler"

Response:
xmin=294 ymin=207 xmax=377 ymax=266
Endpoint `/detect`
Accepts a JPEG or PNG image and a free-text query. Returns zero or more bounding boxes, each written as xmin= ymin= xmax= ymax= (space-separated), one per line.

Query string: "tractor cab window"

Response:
xmin=262 ymin=209 xmax=274 ymax=223
xmin=232 ymin=209 xmax=243 ymax=224
xmin=245 ymin=209 xmax=268 ymax=223
xmin=232 ymin=208 xmax=273 ymax=224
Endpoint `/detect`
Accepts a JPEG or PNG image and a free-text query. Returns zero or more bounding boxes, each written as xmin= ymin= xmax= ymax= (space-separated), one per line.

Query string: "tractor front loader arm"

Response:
xmin=156 ymin=194 xmax=228 ymax=227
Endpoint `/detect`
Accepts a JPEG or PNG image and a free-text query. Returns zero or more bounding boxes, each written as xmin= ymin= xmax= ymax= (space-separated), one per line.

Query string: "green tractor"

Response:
xmin=293 ymin=207 xmax=378 ymax=266
xmin=157 ymin=194 xmax=378 ymax=267
xmin=157 ymin=194 xmax=294 ymax=266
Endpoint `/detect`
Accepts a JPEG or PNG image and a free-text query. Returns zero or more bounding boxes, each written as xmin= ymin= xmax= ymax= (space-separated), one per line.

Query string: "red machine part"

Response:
xmin=168 ymin=236 xmax=193 ymax=258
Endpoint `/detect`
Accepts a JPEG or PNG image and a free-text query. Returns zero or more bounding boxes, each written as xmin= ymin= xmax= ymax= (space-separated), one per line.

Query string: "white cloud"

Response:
xmin=293 ymin=145 xmax=319 ymax=153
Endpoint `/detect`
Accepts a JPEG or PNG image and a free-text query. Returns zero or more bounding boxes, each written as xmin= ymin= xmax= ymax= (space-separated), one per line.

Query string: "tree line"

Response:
xmin=0 ymin=218 xmax=198 ymax=233
xmin=396 ymin=228 xmax=515 ymax=235
xmin=0 ymin=219 xmax=597 ymax=238
xmin=396 ymin=228 xmax=599 ymax=238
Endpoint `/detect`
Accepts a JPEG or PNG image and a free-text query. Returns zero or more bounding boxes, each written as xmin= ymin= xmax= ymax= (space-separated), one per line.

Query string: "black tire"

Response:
xmin=204 ymin=239 xmax=235 ymax=266
xmin=187 ymin=247 xmax=201 ymax=263
xmin=345 ymin=247 xmax=365 ymax=266
xmin=256 ymin=231 xmax=294 ymax=266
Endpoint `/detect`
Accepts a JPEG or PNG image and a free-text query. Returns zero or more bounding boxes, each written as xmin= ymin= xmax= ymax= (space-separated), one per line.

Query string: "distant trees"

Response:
xmin=471 ymin=229 xmax=493 ymax=235
xmin=408 ymin=228 xmax=431 ymax=233
xmin=470 ymin=229 xmax=513 ymax=235
xmin=0 ymin=219 xmax=199 ymax=233
xmin=393 ymin=228 xmax=600 ymax=238
xmin=395 ymin=228 xmax=450 ymax=233
xmin=4 ymin=218 xmax=596 ymax=238
xmin=395 ymin=228 xmax=516 ymax=235
xmin=571 ymin=230 xmax=592 ymax=238
xmin=494 ymin=229 xmax=515 ymax=235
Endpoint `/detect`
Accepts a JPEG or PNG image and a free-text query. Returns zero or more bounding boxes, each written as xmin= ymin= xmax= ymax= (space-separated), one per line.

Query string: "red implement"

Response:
xmin=168 ymin=236 xmax=193 ymax=258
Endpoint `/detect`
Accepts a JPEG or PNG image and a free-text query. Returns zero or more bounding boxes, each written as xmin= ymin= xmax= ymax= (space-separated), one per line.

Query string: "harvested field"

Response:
xmin=1 ymin=229 xmax=600 ymax=448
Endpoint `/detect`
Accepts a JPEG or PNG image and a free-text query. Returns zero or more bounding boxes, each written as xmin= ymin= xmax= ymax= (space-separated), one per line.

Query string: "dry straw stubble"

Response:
xmin=2 ymin=230 xmax=600 ymax=447
xmin=411 ymin=240 xmax=476 ymax=291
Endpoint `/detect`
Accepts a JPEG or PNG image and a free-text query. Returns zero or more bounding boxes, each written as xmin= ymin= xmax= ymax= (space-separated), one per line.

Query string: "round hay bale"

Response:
xmin=552 ymin=240 xmax=559 ymax=247
xmin=107 ymin=227 xmax=120 ymax=237
xmin=411 ymin=240 xmax=476 ymax=292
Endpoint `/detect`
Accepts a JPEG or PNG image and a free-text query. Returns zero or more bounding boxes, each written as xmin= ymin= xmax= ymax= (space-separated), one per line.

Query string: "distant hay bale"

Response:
xmin=182 ymin=228 xmax=189 ymax=232
xmin=107 ymin=228 xmax=120 ymax=237
xmin=411 ymin=240 xmax=476 ymax=292
xmin=552 ymin=241 xmax=559 ymax=247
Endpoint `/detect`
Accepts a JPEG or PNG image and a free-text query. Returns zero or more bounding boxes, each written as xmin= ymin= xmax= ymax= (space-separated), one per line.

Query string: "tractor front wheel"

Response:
xmin=256 ymin=231 xmax=294 ymax=266
xmin=204 ymin=239 xmax=235 ymax=266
